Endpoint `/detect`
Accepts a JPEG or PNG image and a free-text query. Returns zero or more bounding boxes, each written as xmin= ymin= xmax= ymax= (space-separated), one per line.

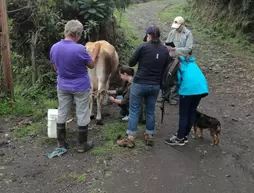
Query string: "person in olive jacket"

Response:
xmin=108 ymin=66 xmax=135 ymax=121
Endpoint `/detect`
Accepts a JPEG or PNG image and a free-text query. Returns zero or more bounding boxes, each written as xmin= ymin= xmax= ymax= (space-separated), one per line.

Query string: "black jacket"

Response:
xmin=129 ymin=41 xmax=170 ymax=85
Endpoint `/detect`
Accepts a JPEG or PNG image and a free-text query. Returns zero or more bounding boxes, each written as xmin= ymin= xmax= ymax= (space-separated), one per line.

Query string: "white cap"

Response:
xmin=171 ymin=16 xmax=185 ymax=29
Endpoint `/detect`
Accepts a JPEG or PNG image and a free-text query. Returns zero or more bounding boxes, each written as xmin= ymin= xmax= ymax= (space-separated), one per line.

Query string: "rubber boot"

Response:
xmin=77 ymin=125 xmax=94 ymax=153
xmin=57 ymin=123 xmax=68 ymax=148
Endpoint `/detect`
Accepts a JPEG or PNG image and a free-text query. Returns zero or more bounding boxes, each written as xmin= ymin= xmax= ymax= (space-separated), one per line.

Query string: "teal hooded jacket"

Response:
xmin=177 ymin=56 xmax=209 ymax=96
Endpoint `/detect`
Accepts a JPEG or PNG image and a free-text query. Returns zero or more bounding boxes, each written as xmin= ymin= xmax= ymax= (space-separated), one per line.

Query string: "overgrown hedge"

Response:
xmin=187 ymin=0 xmax=254 ymax=42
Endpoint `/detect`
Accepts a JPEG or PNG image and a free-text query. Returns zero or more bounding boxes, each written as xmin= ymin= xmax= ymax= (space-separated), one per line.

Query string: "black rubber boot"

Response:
xmin=77 ymin=125 xmax=93 ymax=153
xmin=57 ymin=123 xmax=68 ymax=148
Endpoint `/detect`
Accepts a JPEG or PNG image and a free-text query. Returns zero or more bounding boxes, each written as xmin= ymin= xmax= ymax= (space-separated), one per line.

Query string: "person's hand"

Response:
xmin=109 ymin=96 xmax=115 ymax=103
xmin=167 ymin=46 xmax=175 ymax=51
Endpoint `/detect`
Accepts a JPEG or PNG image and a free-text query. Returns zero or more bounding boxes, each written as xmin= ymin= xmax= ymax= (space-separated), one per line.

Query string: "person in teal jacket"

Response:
xmin=165 ymin=56 xmax=209 ymax=146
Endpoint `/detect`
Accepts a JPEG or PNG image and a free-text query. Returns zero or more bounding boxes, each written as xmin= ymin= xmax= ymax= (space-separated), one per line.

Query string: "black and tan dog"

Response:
xmin=192 ymin=111 xmax=221 ymax=146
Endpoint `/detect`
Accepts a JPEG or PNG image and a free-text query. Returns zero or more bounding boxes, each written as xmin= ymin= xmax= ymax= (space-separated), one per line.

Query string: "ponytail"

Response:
xmin=150 ymin=26 xmax=161 ymax=44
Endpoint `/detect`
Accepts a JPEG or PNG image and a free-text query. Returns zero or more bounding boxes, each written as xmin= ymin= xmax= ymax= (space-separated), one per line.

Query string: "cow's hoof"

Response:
xmin=90 ymin=115 xmax=95 ymax=120
xmin=96 ymin=120 xmax=104 ymax=125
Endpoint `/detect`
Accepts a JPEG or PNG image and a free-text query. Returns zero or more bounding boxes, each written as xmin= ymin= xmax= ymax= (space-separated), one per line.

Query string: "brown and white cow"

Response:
xmin=85 ymin=40 xmax=119 ymax=124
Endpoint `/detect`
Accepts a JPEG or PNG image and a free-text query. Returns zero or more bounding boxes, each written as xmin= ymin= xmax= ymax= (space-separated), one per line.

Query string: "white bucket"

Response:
xmin=47 ymin=109 xmax=58 ymax=138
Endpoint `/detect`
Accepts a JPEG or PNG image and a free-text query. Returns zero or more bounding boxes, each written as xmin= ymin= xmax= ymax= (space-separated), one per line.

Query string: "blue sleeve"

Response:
xmin=49 ymin=45 xmax=55 ymax=63
xmin=177 ymin=70 xmax=182 ymax=88
xmin=177 ymin=62 xmax=187 ymax=87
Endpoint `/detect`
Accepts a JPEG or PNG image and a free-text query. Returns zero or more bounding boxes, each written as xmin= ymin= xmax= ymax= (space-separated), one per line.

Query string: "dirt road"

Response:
xmin=103 ymin=1 xmax=254 ymax=192
xmin=1 ymin=0 xmax=254 ymax=193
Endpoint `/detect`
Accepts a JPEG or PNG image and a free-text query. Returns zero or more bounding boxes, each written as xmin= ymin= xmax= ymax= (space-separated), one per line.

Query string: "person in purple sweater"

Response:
xmin=50 ymin=20 xmax=100 ymax=153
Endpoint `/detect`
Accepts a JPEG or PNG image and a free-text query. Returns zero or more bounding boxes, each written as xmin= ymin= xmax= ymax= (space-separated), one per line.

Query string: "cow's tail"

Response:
xmin=110 ymin=50 xmax=119 ymax=77
xmin=93 ymin=42 xmax=101 ymax=60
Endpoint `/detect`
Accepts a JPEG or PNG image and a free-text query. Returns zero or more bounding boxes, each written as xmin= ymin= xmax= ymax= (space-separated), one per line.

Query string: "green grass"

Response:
xmin=91 ymin=121 xmax=146 ymax=156
xmin=69 ymin=172 xmax=87 ymax=182
xmin=158 ymin=3 xmax=186 ymax=22
xmin=114 ymin=9 xmax=139 ymax=71
xmin=91 ymin=121 xmax=127 ymax=155
xmin=115 ymin=10 xmax=140 ymax=48
xmin=12 ymin=122 xmax=44 ymax=139
xmin=0 ymin=85 xmax=58 ymax=143
xmin=0 ymin=88 xmax=57 ymax=117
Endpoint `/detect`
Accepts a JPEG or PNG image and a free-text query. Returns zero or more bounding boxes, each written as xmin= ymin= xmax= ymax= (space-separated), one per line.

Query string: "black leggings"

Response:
xmin=177 ymin=95 xmax=203 ymax=139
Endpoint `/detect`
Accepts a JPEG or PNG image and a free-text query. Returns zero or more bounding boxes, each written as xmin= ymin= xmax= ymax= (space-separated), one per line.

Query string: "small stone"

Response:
xmin=231 ymin=118 xmax=238 ymax=122
xmin=225 ymin=174 xmax=231 ymax=177
xmin=104 ymin=170 xmax=112 ymax=178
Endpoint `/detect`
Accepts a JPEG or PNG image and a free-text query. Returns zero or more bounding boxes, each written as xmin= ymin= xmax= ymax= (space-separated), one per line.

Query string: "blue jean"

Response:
xmin=177 ymin=95 xmax=203 ymax=139
xmin=127 ymin=83 xmax=160 ymax=136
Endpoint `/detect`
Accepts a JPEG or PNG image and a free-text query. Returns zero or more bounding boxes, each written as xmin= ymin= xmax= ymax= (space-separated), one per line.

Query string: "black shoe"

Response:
xmin=183 ymin=136 xmax=188 ymax=143
xmin=173 ymin=133 xmax=188 ymax=143
xmin=77 ymin=141 xmax=94 ymax=153
xmin=165 ymin=136 xmax=185 ymax=146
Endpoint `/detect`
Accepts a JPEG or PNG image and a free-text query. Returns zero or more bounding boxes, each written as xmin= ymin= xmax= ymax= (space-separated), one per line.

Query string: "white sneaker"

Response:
xmin=122 ymin=115 xmax=129 ymax=121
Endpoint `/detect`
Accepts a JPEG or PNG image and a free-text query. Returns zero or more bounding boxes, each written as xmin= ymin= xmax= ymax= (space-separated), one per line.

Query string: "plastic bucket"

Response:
xmin=47 ymin=109 xmax=58 ymax=138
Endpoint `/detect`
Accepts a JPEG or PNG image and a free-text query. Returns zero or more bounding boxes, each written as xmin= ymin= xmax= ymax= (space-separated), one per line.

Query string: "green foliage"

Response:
xmin=0 ymin=97 xmax=34 ymax=115
xmin=114 ymin=10 xmax=139 ymax=65
xmin=19 ymin=72 xmax=57 ymax=100
xmin=187 ymin=0 xmax=254 ymax=42
xmin=7 ymin=0 xmax=134 ymax=98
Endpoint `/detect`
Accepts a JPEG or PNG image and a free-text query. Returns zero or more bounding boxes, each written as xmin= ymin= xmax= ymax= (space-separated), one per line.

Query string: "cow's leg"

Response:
xmin=89 ymin=89 xmax=94 ymax=119
xmin=96 ymin=89 xmax=106 ymax=125
xmin=102 ymin=79 xmax=110 ymax=106
xmin=96 ymin=78 xmax=107 ymax=125
xmin=88 ymin=68 xmax=97 ymax=120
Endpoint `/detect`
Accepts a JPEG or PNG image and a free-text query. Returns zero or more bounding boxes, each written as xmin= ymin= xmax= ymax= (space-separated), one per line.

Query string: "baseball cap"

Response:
xmin=143 ymin=26 xmax=156 ymax=42
xmin=171 ymin=16 xmax=185 ymax=29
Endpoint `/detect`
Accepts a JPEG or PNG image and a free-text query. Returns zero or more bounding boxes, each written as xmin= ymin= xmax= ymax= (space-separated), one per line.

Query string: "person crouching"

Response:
xmin=107 ymin=66 xmax=134 ymax=121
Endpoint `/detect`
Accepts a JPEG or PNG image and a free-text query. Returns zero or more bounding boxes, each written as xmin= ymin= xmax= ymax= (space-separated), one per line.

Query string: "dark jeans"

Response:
xmin=177 ymin=95 xmax=203 ymax=139
xmin=116 ymin=95 xmax=129 ymax=116
xmin=119 ymin=104 xmax=129 ymax=116
xmin=127 ymin=83 xmax=160 ymax=136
